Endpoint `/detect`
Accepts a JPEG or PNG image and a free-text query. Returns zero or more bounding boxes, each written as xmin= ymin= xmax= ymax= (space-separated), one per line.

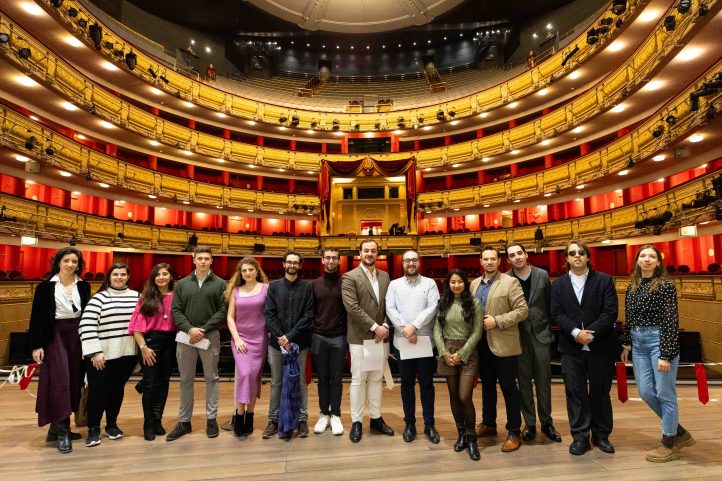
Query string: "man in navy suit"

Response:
xmin=551 ymin=240 xmax=619 ymax=456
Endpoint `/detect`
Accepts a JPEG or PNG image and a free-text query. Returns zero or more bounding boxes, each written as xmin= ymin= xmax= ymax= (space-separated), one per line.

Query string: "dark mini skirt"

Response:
xmin=437 ymin=338 xmax=478 ymax=377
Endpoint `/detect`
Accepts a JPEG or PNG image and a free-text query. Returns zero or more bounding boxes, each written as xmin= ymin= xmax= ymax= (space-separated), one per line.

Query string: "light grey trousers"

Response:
xmin=176 ymin=329 xmax=220 ymax=422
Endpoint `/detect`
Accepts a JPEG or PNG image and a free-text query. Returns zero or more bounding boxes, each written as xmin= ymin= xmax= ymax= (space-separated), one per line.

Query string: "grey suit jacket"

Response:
xmin=341 ymin=265 xmax=391 ymax=345
xmin=506 ymin=265 xmax=554 ymax=345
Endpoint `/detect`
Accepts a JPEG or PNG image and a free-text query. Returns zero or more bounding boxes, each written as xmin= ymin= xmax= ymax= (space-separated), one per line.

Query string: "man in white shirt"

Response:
xmin=386 ymin=250 xmax=440 ymax=444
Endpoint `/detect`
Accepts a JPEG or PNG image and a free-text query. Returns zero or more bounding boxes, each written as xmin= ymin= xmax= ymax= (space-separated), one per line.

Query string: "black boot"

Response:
xmin=55 ymin=421 xmax=72 ymax=454
xmin=154 ymin=418 xmax=166 ymax=435
xmin=143 ymin=421 xmax=156 ymax=441
xmin=467 ymin=433 xmax=480 ymax=461
xmin=243 ymin=412 xmax=254 ymax=436
xmin=453 ymin=427 xmax=467 ymax=452
xmin=233 ymin=411 xmax=245 ymax=437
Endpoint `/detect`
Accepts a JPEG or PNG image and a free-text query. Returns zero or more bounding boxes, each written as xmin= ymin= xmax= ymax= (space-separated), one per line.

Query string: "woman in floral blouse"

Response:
xmin=621 ymin=245 xmax=695 ymax=463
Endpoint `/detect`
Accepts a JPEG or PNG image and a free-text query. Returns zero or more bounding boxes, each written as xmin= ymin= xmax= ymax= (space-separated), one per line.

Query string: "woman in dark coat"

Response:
xmin=29 ymin=247 xmax=91 ymax=454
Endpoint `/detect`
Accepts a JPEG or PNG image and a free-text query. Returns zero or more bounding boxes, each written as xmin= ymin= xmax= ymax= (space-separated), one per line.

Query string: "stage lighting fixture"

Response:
xmin=45 ymin=146 xmax=55 ymax=156
xmin=67 ymin=7 xmax=78 ymax=17
xmin=615 ymin=18 xmax=624 ymax=28
xmin=706 ymin=104 xmax=717 ymax=121
xmin=310 ymin=120 xmax=318 ymax=128
xmin=436 ymin=110 xmax=445 ymax=121
xmin=417 ymin=116 xmax=424 ymax=124
xmin=77 ymin=19 xmax=87 ymax=28
xmin=612 ymin=0 xmax=627 ymax=15
xmin=18 ymin=47 xmax=31 ymax=59
xmin=25 ymin=136 xmax=37 ymax=150
xmin=0 ymin=33 xmax=9 ymax=44
xmin=600 ymin=17 xmax=613 ymax=26
xmin=159 ymin=73 xmax=169 ymax=84
xmin=652 ymin=125 xmax=665 ymax=138
xmin=52 ymin=0 xmax=64 ymax=7
xmin=89 ymin=24 xmax=102 ymax=50
xmin=147 ymin=67 xmax=158 ymax=78
xmin=626 ymin=156 xmax=635 ymax=169
xmin=353 ymin=123 xmax=360 ymax=131
xmin=89 ymin=104 xmax=96 ymax=114
xmin=113 ymin=46 xmax=124 ymax=58
xmin=561 ymin=45 xmax=579 ymax=67
xmin=279 ymin=114 xmax=288 ymax=124
xmin=665 ymin=113 xmax=678 ymax=125
xmin=374 ymin=122 xmax=381 ymax=130
xmin=677 ymin=0 xmax=692 ymax=14
xmin=124 ymin=51 xmax=137 ymax=70
xmin=664 ymin=15 xmax=676 ymax=31
xmin=332 ymin=119 xmax=340 ymax=130
xmin=448 ymin=110 xmax=456 ymax=118
xmin=586 ymin=28 xmax=599 ymax=45
xmin=699 ymin=4 xmax=709 ymax=16
xmin=290 ymin=115 xmax=300 ymax=126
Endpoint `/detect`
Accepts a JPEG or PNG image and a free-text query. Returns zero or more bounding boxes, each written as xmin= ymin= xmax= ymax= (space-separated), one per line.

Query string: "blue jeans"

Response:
xmin=631 ymin=327 xmax=679 ymax=436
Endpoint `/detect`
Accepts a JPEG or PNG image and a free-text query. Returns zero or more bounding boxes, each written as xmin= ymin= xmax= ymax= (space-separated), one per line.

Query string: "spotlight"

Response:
xmin=615 ymin=18 xmax=624 ymax=29
xmin=374 ymin=122 xmax=381 ymax=130
xmin=279 ymin=114 xmax=288 ymax=124
xmin=89 ymin=23 xmax=102 ymax=50
xmin=18 ymin=47 xmax=31 ymax=59
xmin=664 ymin=15 xmax=676 ymax=31
xmin=332 ymin=119 xmax=340 ymax=130
xmin=677 ymin=0 xmax=692 ymax=14
xmin=113 ymin=46 xmax=124 ymax=58
xmin=159 ymin=73 xmax=169 ymax=84
xmin=652 ymin=125 xmax=665 ymax=138
xmin=397 ymin=117 xmax=405 ymax=129
xmin=148 ymin=66 xmax=158 ymax=78
xmin=25 ymin=136 xmax=37 ymax=150
xmin=67 ymin=7 xmax=78 ymax=17
xmin=561 ymin=44 xmax=579 ymax=66
xmin=600 ymin=17 xmax=613 ymax=26
xmin=626 ymin=156 xmax=634 ymax=169
xmin=0 ymin=33 xmax=9 ymax=44
xmin=612 ymin=0 xmax=627 ymax=15
xmin=124 ymin=51 xmax=137 ymax=70
xmin=699 ymin=4 xmax=709 ymax=16
xmin=353 ymin=123 xmax=360 ymax=131
xmin=51 ymin=0 xmax=64 ymax=7
xmin=665 ymin=113 xmax=678 ymax=125
xmin=310 ymin=120 xmax=318 ymax=128
xmin=69 ymin=235 xmax=77 ymax=246
xmin=290 ymin=115 xmax=300 ymax=126
xmin=417 ymin=116 xmax=424 ymax=124
xmin=103 ymin=41 xmax=114 ymax=50
xmin=88 ymin=104 xmax=96 ymax=114
xmin=84 ymin=169 xmax=92 ymax=181
xmin=77 ymin=18 xmax=87 ymax=28
xmin=586 ymin=28 xmax=599 ymax=45
xmin=705 ymin=104 xmax=716 ymax=122
xmin=448 ymin=110 xmax=456 ymax=118
xmin=45 ymin=146 xmax=55 ymax=156
xmin=436 ymin=110 xmax=445 ymax=121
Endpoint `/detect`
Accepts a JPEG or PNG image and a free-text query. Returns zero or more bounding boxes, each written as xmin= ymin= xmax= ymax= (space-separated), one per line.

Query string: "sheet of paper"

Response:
xmin=362 ymin=339 xmax=385 ymax=371
xmin=397 ymin=335 xmax=433 ymax=360
xmin=175 ymin=330 xmax=210 ymax=350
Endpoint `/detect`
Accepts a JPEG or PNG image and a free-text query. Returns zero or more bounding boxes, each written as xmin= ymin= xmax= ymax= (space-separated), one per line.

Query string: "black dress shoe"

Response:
xmin=402 ymin=424 xmax=416 ymax=442
xmin=369 ymin=417 xmax=394 ymax=436
xmin=569 ymin=438 xmax=592 ymax=455
xmin=541 ymin=424 xmax=562 ymax=442
xmin=521 ymin=425 xmax=536 ymax=442
xmin=349 ymin=421 xmax=363 ymax=443
xmin=593 ymin=438 xmax=615 ymax=453
xmin=424 ymin=424 xmax=440 ymax=444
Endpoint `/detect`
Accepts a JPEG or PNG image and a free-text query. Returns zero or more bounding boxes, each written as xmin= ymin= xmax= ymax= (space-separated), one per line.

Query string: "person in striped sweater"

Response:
xmin=79 ymin=263 xmax=139 ymax=447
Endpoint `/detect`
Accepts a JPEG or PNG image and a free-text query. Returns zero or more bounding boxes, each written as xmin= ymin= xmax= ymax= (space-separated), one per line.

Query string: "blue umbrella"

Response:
xmin=278 ymin=343 xmax=301 ymax=437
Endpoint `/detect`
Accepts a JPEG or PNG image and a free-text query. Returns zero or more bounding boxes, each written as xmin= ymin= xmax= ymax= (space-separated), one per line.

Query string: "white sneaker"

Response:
xmin=330 ymin=415 xmax=344 ymax=435
xmin=314 ymin=415 xmax=330 ymax=434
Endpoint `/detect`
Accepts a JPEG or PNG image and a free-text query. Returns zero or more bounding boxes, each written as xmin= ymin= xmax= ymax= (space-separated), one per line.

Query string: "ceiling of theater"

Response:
xmin=122 ymin=0 xmax=574 ymax=34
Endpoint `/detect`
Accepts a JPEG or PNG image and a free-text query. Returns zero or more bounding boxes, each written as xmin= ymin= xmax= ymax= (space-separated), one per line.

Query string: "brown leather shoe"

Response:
xmin=475 ymin=423 xmax=497 ymax=437
xmin=501 ymin=433 xmax=522 ymax=452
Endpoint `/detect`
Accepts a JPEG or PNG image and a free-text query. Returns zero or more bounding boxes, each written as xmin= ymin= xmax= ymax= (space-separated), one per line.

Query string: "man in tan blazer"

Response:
xmin=341 ymin=239 xmax=395 ymax=443
xmin=470 ymin=246 xmax=528 ymax=452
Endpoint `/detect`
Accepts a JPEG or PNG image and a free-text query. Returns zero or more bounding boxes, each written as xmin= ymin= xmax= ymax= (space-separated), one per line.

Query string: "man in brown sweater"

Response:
xmin=310 ymin=247 xmax=348 ymax=436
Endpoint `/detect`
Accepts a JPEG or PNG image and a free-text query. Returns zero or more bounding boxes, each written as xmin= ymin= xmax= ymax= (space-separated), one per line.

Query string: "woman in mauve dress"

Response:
xmin=225 ymin=257 xmax=269 ymax=437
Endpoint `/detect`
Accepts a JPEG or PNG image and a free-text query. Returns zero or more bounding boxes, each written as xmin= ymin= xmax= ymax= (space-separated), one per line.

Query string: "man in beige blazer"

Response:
xmin=470 ymin=246 xmax=528 ymax=452
xmin=341 ymin=239 xmax=395 ymax=443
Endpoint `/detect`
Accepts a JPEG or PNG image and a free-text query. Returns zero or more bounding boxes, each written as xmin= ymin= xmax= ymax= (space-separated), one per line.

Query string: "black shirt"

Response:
xmin=264 ymin=277 xmax=315 ymax=350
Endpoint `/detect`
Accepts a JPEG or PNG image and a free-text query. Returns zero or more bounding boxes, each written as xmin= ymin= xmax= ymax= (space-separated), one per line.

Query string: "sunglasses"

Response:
xmin=567 ymin=249 xmax=587 ymax=257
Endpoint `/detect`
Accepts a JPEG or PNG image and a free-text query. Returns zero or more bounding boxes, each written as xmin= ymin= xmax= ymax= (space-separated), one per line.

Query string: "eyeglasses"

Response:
xmin=323 ymin=256 xmax=339 ymax=261
xmin=402 ymin=258 xmax=419 ymax=264
xmin=567 ymin=249 xmax=586 ymax=257
xmin=285 ymin=261 xmax=301 ymax=266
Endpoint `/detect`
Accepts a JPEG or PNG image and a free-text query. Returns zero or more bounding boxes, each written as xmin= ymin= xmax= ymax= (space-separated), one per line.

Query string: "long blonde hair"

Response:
xmin=629 ymin=245 xmax=669 ymax=293
xmin=224 ymin=257 xmax=268 ymax=303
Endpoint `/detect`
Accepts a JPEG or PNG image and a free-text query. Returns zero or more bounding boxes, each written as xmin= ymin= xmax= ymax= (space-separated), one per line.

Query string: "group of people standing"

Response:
xmin=28 ymin=239 xmax=694 ymax=464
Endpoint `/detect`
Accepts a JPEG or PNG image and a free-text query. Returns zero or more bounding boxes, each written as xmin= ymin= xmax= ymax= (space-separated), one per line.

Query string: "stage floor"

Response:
xmin=0 ymin=381 xmax=720 ymax=480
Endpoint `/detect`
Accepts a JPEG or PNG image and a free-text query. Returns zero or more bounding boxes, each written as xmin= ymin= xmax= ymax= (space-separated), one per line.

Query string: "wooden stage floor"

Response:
xmin=0 ymin=380 xmax=720 ymax=480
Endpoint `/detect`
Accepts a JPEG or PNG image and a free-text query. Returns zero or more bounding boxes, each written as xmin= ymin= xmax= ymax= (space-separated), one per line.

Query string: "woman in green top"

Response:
xmin=434 ymin=269 xmax=483 ymax=461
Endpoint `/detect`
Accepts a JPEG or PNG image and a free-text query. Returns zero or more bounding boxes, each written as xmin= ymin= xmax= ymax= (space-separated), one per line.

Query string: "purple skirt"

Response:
xmin=35 ymin=318 xmax=83 ymax=426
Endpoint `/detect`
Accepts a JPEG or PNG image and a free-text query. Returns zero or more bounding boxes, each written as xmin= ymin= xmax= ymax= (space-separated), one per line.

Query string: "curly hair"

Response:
xmin=437 ymin=269 xmax=475 ymax=326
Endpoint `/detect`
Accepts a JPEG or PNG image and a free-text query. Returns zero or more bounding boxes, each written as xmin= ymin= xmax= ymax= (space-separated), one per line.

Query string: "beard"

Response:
xmin=285 ymin=266 xmax=298 ymax=276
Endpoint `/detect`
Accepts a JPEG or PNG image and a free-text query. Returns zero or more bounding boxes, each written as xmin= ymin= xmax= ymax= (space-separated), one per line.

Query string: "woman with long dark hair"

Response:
xmin=621 ymin=245 xmax=695 ymax=462
xmin=433 ymin=269 xmax=483 ymax=460
xmin=128 ymin=263 xmax=177 ymax=441
xmin=79 ymin=263 xmax=139 ymax=447
xmin=225 ymin=257 xmax=269 ymax=436
xmin=29 ymin=247 xmax=91 ymax=453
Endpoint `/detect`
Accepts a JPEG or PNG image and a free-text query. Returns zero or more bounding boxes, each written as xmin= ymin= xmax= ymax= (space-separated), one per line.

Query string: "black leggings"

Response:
xmin=446 ymin=374 xmax=476 ymax=434
xmin=140 ymin=331 xmax=177 ymax=423
xmin=85 ymin=355 xmax=136 ymax=429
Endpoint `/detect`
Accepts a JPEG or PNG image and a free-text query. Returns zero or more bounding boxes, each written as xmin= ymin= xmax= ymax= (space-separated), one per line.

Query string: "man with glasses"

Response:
xmin=342 ymin=239 xmax=394 ymax=443
xmin=386 ymin=250 xmax=440 ymax=444
xmin=551 ymin=240 xmax=618 ymax=455
xmin=262 ymin=250 xmax=315 ymax=439
xmin=310 ymin=247 xmax=348 ymax=436
xmin=470 ymin=246 xmax=528 ymax=453
xmin=505 ymin=243 xmax=561 ymax=444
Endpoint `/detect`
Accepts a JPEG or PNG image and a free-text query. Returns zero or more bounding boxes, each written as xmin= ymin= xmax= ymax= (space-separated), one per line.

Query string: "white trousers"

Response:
xmin=349 ymin=342 xmax=390 ymax=423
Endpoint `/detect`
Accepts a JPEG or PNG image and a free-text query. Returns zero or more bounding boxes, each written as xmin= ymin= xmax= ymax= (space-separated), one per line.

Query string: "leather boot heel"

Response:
xmin=467 ymin=434 xmax=480 ymax=461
